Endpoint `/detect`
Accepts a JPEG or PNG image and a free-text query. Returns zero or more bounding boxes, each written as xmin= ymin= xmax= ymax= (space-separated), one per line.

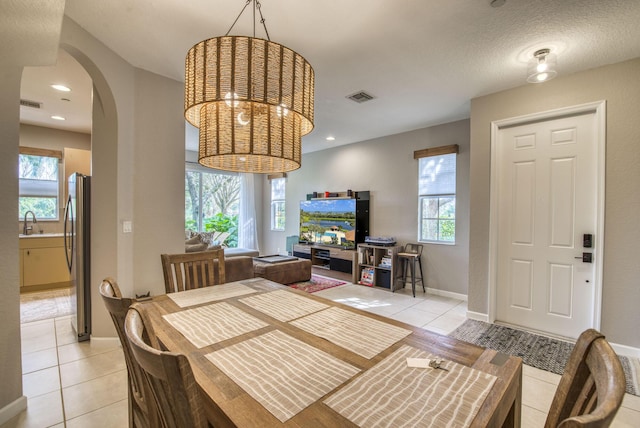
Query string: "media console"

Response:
xmin=292 ymin=243 xmax=357 ymax=283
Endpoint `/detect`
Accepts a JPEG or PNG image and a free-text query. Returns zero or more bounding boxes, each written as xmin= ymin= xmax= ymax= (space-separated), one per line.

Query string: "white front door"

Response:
xmin=491 ymin=103 xmax=605 ymax=339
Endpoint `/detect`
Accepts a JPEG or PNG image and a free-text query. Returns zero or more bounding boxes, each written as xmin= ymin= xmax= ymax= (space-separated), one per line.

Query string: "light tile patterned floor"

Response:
xmin=5 ymin=282 xmax=639 ymax=427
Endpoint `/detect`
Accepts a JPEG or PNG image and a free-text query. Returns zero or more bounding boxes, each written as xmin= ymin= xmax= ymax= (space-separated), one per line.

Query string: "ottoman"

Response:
xmin=253 ymin=257 xmax=312 ymax=284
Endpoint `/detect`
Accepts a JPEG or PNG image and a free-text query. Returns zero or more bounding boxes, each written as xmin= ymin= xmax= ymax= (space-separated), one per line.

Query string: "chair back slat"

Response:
xmin=99 ymin=278 xmax=160 ymax=428
xmin=545 ymin=329 xmax=626 ymax=428
xmin=125 ymin=306 xmax=208 ymax=428
xmin=161 ymin=249 xmax=226 ymax=293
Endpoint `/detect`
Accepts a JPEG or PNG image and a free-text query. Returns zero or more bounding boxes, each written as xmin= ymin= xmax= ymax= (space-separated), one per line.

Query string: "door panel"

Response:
xmin=495 ymin=112 xmax=598 ymax=339
xmin=548 ymin=263 xmax=573 ymax=316
xmin=510 ymin=259 xmax=533 ymax=309
xmin=512 ymin=162 xmax=535 ymax=245
xmin=549 ymin=157 xmax=575 ymax=247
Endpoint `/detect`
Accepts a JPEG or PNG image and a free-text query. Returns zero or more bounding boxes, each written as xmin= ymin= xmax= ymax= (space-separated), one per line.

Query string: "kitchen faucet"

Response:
xmin=23 ymin=210 xmax=38 ymax=235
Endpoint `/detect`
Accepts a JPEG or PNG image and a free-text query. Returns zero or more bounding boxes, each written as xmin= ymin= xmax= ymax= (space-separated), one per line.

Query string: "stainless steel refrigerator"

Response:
xmin=64 ymin=172 xmax=91 ymax=341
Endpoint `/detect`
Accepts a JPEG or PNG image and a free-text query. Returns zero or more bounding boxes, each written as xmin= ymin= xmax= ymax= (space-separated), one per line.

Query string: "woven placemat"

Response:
xmin=325 ymin=344 xmax=496 ymax=427
xmin=163 ymin=302 xmax=267 ymax=348
xmin=206 ymin=330 xmax=360 ymax=422
xmin=291 ymin=306 xmax=412 ymax=359
xmin=167 ymin=282 xmax=258 ymax=308
xmin=239 ymin=289 xmax=329 ymax=322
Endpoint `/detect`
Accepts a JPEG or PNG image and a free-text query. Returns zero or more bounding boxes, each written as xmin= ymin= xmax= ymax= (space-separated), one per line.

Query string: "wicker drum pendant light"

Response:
xmin=184 ymin=0 xmax=314 ymax=173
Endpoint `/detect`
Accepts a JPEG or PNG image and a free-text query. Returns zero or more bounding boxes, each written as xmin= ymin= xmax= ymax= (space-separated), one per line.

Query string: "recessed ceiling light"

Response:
xmin=51 ymin=115 xmax=66 ymax=121
xmin=326 ymin=136 xmax=335 ymax=141
xmin=51 ymin=84 xmax=71 ymax=92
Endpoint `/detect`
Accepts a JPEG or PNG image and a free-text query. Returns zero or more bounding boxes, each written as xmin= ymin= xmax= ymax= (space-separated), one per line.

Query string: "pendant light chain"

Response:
xmin=225 ymin=0 xmax=270 ymax=41
xmin=255 ymin=1 xmax=270 ymax=41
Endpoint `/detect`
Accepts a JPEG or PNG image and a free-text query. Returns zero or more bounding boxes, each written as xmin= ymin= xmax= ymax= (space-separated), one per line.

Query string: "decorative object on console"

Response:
xmin=364 ymin=236 xmax=397 ymax=246
xmin=184 ymin=0 xmax=315 ymax=174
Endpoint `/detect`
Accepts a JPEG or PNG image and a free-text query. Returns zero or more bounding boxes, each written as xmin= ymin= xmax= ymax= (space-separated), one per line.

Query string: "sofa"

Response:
xmin=185 ymin=230 xmax=259 ymax=258
xmin=224 ymin=256 xmax=255 ymax=282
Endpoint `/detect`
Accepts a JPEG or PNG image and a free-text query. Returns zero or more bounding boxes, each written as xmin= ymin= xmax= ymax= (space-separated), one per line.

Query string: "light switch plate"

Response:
xmin=123 ymin=221 xmax=132 ymax=233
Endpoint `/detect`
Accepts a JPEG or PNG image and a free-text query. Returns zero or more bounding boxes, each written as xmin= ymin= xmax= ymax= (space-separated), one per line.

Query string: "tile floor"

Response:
xmin=5 ymin=282 xmax=639 ymax=427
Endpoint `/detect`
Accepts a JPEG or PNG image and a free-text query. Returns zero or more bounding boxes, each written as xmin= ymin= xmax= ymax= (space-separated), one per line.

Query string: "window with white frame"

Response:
xmin=185 ymin=164 xmax=240 ymax=246
xmin=19 ymin=150 xmax=61 ymax=220
xmin=270 ymin=177 xmax=286 ymax=231
xmin=417 ymin=146 xmax=457 ymax=243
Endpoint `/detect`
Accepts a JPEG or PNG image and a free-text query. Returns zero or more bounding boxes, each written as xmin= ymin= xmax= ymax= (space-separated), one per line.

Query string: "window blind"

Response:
xmin=419 ymin=153 xmax=456 ymax=195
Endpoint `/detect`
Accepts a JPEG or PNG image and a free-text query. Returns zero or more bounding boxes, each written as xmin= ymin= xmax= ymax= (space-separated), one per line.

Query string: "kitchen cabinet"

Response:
xmin=19 ymin=235 xmax=70 ymax=289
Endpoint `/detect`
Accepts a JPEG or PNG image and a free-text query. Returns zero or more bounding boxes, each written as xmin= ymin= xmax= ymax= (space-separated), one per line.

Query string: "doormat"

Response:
xmin=289 ymin=274 xmax=346 ymax=294
xmin=449 ymin=319 xmax=639 ymax=396
xmin=20 ymin=287 xmax=72 ymax=324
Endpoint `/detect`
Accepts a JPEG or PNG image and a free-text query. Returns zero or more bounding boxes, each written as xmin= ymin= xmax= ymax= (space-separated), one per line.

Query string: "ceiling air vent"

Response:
xmin=20 ymin=99 xmax=42 ymax=109
xmin=346 ymin=91 xmax=375 ymax=103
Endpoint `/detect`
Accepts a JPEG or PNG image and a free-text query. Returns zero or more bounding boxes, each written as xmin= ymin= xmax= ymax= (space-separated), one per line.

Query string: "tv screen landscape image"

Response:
xmin=299 ymin=199 xmax=356 ymax=249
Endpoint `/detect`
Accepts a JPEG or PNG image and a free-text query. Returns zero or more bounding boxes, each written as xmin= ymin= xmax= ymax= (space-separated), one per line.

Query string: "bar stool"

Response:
xmin=397 ymin=243 xmax=425 ymax=297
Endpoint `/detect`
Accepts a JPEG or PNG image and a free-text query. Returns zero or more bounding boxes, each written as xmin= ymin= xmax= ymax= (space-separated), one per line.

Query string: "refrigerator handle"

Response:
xmin=64 ymin=194 xmax=74 ymax=271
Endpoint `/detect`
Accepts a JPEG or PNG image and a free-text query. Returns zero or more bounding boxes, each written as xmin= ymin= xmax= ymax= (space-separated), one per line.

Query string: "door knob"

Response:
xmin=574 ymin=253 xmax=592 ymax=263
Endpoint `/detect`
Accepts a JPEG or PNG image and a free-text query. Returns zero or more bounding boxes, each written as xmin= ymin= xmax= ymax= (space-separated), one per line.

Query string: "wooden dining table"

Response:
xmin=135 ymin=278 xmax=522 ymax=427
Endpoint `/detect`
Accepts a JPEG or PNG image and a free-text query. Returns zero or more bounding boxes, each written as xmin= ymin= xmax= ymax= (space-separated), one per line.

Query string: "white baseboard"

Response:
xmin=610 ymin=342 xmax=640 ymax=359
xmin=425 ymin=287 xmax=467 ymax=302
xmin=465 ymin=311 xmax=489 ymax=322
xmin=0 ymin=396 xmax=27 ymax=425
xmin=88 ymin=336 xmax=121 ymax=347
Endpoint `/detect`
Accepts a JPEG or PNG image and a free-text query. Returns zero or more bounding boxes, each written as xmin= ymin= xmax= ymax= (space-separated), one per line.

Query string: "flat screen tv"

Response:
xmin=299 ymin=199 xmax=357 ymax=249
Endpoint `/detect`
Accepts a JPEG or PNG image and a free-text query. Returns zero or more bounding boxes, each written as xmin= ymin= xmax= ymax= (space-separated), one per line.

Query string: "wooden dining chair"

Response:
xmin=160 ymin=248 xmax=226 ymax=293
xmin=99 ymin=278 xmax=160 ymax=428
xmin=544 ymin=329 xmax=626 ymax=428
xmin=125 ymin=305 xmax=209 ymax=428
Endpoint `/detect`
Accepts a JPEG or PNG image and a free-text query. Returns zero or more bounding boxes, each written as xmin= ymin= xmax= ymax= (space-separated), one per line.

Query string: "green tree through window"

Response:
xmin=19 ymin=154 xmax=59 ymax=219
xmin=185 ymin=167 xmax=240 ymax=247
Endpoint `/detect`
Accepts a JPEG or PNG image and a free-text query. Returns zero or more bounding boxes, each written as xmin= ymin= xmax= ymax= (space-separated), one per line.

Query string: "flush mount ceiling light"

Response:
xmin=51 ymin=84 xmax=71 ymax=92
xmin=527 ymin=48 xmax=557 ymax=83
xmin=184 ymin=0 xmax=315 ymax=174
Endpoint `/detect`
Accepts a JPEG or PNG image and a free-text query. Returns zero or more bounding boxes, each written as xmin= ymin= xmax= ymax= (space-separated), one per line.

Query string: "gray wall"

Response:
xmin=0 ymin=0 xmax=65 ymax=418
xmin=469 ymin=58 xmax=640 ymax=348
xmin=262 ymin=119 xmax=471 ymax=296
xmin=132 ymin=68 xmax=185 ymax=296
xmin=20 ymin=124 xmax=91 ymax=150
xmin=60 ymin=17 xmax=186 ymax=335
xmin=0 ymin=65 xmax=26 ymax=421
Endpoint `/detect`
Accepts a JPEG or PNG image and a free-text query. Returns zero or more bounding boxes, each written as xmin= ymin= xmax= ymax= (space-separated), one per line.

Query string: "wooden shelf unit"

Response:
xmin=356 ymin=243 xmax=399 ymax=290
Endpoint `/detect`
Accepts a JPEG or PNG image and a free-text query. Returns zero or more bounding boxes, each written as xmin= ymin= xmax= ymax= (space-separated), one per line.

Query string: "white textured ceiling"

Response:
xmin=19 ymin=0 xmax=640 ymax=153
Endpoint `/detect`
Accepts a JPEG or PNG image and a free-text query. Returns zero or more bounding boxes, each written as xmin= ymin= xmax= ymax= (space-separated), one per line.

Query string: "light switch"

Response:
xmin=123 ymin=221 xmax=132 ymax=233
